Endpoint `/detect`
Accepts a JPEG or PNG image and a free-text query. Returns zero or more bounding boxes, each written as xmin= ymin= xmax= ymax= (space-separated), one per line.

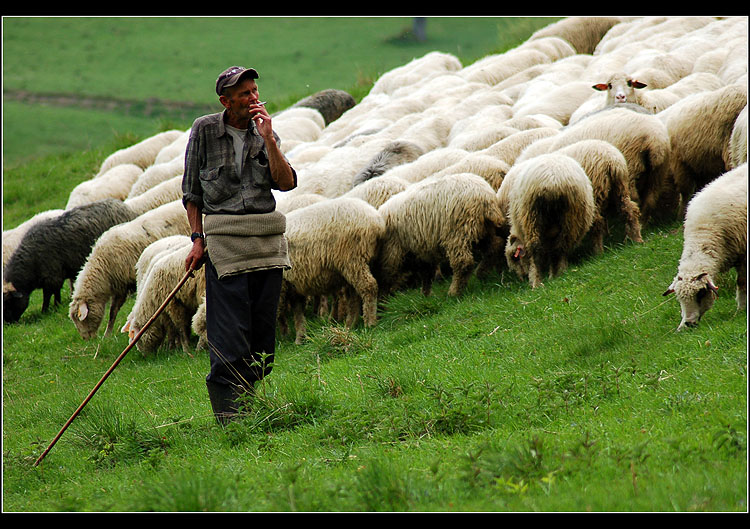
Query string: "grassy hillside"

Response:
xmin=2 ymin=17 xmax=747 ymax=512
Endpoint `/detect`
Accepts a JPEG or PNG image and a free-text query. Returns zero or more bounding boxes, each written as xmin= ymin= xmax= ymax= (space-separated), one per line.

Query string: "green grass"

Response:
xmin=2 ymin=16 xmax=746 ymax=513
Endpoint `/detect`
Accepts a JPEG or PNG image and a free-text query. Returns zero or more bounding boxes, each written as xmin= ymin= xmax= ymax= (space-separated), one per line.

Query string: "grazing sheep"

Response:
xmin=503 ymin=154 xmax=596 ymax=288
xmin=350 ymin=140 xmax=425 ymax=188
xmin=127 ymin=157 xmax=184 ymax=198
xmin=383 ymin=147 xmax=468 ymax=184
xmin=536 ymin=107 xmax=674 ymax=223
xmin=433 ymin=152 xmax=510 ymax=192
xmin=127 ymin=240 xmax=206 ymax=354
xmin=377 ymin=172 xmax=503 ymax=297
xmin=727 ymin=105 xmax=747 ymax=169
xmin=271 ymin=108 xmax=326 ymax=149
xmin=554 ymin=140 xmax=643 ymax=250
xmin=65 ymin=163 xmax=144 ymax=209
xmin=3 ymin=199 xmax=137 ymax=323
xmin=191 ymin=297 xmax=207 ymax=352
xmin=153 ymin=130 xmax=190 ymax=165
xmin=370 ymin=51 xmax=462 ymax=96
xmin=343 ymin=174 xmax=410 ymax=209
xmin=460 ymin=48 xmax=552 ymax=86
xmin=281 ymin=197 xmax=385 ymax=344
xmin=95 ymin=130 xmax=184 ymax=176
xmin=528 ymin=16 xmax=623 ymax=55
xmin=480 ymin=127 xmax=561 ymax=167
xmin=123 ymin=175 xmax=183 ymax=216
xmin=661 ymin=83 xmax=747 ymax=215
xmin=274 ymin=192 xmax=328 ymax=214
xmin=513 ymin=80 xmax=600 ymax=126
xmin=69 ymin=200 xmax=191 ymax=340
xmin=3 ymin=209 xmax=64 ymax=270
xmin=663 ymin=164 xmax=747 ymax=330
xmin=291 ymin=88 xmax=357 ymax=126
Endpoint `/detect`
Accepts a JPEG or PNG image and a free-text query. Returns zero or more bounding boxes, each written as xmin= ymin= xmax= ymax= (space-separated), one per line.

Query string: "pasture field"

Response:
xmin=2 ymin=16 xmax=747 ymax=512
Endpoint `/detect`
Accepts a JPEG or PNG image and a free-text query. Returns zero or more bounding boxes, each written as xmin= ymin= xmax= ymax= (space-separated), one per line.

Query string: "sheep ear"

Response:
xmin=120 ymin=321 xmax=130 ymax=333
xmin=77 ymin=302 xmax=89 ymax=321
xmin=513 ymin=245 xmax=525 ymax=259
xmin=663 ymin=277 xmax=678 ymax=296
xmin=631 ymin=80 xmax=647 ymax=89
xmin=592 ymin=83 xmax=608 ymax=91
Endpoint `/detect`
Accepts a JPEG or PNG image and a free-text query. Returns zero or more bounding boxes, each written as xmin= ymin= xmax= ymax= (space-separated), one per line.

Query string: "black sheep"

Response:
xmin=3 ymin=199 xmax=137 ymax=323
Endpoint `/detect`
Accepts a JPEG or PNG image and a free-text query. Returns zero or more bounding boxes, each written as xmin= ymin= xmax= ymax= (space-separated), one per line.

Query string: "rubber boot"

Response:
xmin=206 ymin=380 xmax=245 ymax=426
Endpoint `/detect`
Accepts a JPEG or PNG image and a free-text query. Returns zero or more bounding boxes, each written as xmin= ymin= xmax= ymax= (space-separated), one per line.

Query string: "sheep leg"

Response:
xmin=341 ymin=265 xmax=379 ymax=327
xmin=287 ymin=289 xmax=308 ymax=345
xmin=589 ymin=213 xmax=606 ymax=255
xmin=103 ymin=293 xmax=127 ymax=338
xmin=446 ymin=242 xmax=475 ymax=297
xmin=736 ymin=259 xmax=747 ymax=310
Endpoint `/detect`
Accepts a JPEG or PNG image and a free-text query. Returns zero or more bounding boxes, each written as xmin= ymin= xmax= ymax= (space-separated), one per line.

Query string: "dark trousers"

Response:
xmin=204 ymin=258 xmax=283 ymax=390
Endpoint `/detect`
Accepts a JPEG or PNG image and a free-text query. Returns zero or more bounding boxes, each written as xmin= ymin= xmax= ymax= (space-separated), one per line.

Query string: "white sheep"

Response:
xmin=342 ymin=174 xmax=410 ymax=209
xmin=121 ymin=234 xmax=193 ymax=338
xmin=127 ymin=240 xmax=206 ymax=354
xmin=512 ymin=80 xmax=600 ymax=126
xmin=127 ymin=156 xmax=184 ymax=198
xmin=368 ymin=51 xmax=462 ymax=96
xmin=376 ymin=172 xmax=504 ymax=297
xmin=553 ymin=140 xmax=643 ymax=250
xmin=123 ymin=175 xmax=183 ymax=216
xmin=528 ymin=16 xmax=624 ymax=55
xmin=727 ymin=105 xmax=747 ymax=170
xmin=65 ymin=163 xmax=144 ymax=209
xmin=663 ymin=163 xmax=747 ymax=330
xmin=153 ymin=130 xmax=190 ymax=165
xmin=281 ymin=197 xmax=385 ymax=344
xmin=532 ymin=106 xmax=674 ymax=223
xmin=479 ymin=127 xmax=561 ymax=167
xmin=432 ymin=152 xmax=510 ymax=192
xmin=69 ymin=200 xmax=191 ymax=340
xmin=660 ymin=83 xmax=747 ymax=215
xmin=371 ymin=147 xmax=468 ymax=185
xmin=350 ymin=140 xmax=425 ymax=188
xmin=502 ymin=154 xmax=596 ymax=288
xmin=460 ymin=48 xmax=552 ymax=86
xmin=274 ymin=192 xmax=328 ymax=215
xmin=95 ymin=130 xmax=184 ymax=176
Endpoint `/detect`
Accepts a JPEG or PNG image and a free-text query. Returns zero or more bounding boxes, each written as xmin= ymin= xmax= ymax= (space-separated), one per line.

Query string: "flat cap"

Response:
xmin=216 ymin=66 xmax=259 ymax=95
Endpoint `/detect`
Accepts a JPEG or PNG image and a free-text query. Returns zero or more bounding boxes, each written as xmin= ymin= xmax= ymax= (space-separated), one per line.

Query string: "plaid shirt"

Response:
xmin=182 ymin=110 xmax=296 ymax=215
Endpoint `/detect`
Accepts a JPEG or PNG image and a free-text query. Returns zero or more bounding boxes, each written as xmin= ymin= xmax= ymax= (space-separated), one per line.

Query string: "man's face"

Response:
xmin=221 ymin=78 xmax=260 ymax=117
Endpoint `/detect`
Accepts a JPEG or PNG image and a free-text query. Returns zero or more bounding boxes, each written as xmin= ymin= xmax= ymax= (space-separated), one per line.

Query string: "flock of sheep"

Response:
xmin=3 ymin=16 xmax=748 ymax=353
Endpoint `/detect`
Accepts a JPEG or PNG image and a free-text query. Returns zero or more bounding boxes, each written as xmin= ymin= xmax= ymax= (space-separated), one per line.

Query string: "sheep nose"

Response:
xmin=615 ymin=93 xmax=627 ymax=102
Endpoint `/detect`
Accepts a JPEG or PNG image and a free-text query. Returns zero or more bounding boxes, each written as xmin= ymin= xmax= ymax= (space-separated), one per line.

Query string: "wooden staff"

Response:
xmin=34 ymin=268 xmax=195 ymax=467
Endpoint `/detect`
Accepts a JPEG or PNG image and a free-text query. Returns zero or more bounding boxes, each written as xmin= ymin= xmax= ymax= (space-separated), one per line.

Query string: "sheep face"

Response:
xmin=69 ymin=299 xmax=104 ymax=340
xmin=3 ymin=286 xmax=29 ymax=323
xmin=593 ymin=73 xmax=647 ymax=105
xmin=504 ymin=234 xmax=529 ymax=279
xmin=663 ymin=272 xmax=718 ymax=330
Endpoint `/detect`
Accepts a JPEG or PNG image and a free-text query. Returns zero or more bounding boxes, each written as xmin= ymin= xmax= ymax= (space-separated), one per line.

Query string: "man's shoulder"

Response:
xmin=191 ymin=111 xmax=224 ymax=130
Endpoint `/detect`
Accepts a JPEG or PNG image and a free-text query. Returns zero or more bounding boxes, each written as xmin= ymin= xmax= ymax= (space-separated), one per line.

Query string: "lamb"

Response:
xmin=502 ymin=154 xmax=596 ymax=288
xmin=281 ymin=197 xmax=385 ymax=344
xmin=291 ymin=88 xmax=357 ymax=126
xmin=65 ymin=163 xmax=144 ymax=209
xmin=663 ymin=164 xmax=747 ymax=330
xmin=727 ymin=105 xmax=747 ymax=170
xmin=660 ymin=83 xmax=747 ymax=215
xmin=350 ymin=140 xmax=425 ymax=188
xmin=126 ymin=239 xmax=206 ymax=354
xmin=529 ymin=106 xmax=673 ymax=223
xmin=3 ymin=199 xmax=137 ymax=323
xmin=95 ymin=130 xmax=184 ymax=176
xmin=68 ymin=200 xmax=191 ymax=340
xmin=376 ymin=172 xmax=504 ymax=298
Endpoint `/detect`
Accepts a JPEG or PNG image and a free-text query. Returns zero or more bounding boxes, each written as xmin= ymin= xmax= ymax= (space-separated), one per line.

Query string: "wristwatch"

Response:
xmin=191 ymin=232 xmax=205 ymax=242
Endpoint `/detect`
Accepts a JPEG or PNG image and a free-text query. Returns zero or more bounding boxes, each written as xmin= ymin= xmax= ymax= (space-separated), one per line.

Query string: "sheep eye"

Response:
xmin=607 ymin=83 xmax=612 ymax=89
xmin=626 ymin=80 xmax=632 ymax=87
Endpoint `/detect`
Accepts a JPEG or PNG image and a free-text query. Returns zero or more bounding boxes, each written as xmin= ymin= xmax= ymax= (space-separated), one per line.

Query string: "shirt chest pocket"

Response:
xmin=200 ymin=165 xmax=234 ymax=204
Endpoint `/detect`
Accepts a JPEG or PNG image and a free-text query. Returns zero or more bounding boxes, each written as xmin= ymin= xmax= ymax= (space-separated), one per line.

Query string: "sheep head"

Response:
xmin=593 ymin=73 xmax=647 ymax=105
xmin=663 ymin=272 xmax=719 ymax=330
xmin=68 ymin=299 xmax=104 ymax=340
xmin=3 ymin=283 xmax=29 ymax=323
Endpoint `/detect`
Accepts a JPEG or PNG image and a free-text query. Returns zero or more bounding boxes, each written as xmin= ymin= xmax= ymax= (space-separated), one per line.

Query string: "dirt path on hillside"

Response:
xmin=4 ymin=89 xmax=216 ymax=119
